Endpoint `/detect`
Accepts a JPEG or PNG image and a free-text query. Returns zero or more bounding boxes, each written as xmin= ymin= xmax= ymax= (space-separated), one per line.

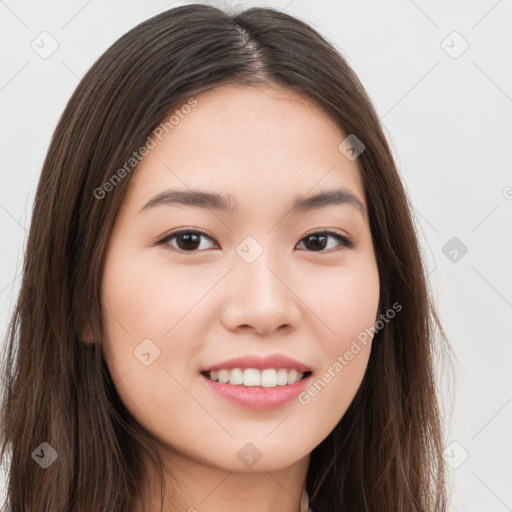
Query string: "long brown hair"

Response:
xmin=0 ymin=3 xmax=452 ymax=511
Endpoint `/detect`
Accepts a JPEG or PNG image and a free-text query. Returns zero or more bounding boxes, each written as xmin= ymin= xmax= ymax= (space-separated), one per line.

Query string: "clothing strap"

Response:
xmin=300 ymin=486 xmax=313 ymax=512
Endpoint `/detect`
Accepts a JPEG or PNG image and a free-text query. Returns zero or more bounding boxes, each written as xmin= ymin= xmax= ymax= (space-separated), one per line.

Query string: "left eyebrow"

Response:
xmin=289 ymin=188 xmax=367 ymax=221
xmin=138 ymin=187 xmax=367 ymax=221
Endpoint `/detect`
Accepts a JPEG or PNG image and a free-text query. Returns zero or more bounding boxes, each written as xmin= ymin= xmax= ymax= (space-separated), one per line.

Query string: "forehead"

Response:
xmin=125 ymin=84 xmax=366 ymax=213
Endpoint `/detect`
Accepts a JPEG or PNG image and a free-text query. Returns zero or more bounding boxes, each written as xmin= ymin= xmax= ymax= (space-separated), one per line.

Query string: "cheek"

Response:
xmin=99 ymin=249 xmax=202 ymax=439
xmin=99 ymin=246 xmax=196 ymax=402
xmin=99 ymin=244 xmax=223 ymax=416
xmin=294 ymin=259 xmax=379 ymax=425
xmin=100 ymin=245 xmax=210 ymax=341
xmin=300 ymin=257 xmax=380 ymax=343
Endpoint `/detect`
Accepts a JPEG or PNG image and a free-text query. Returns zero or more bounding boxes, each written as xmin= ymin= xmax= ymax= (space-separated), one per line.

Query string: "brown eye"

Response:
xmin=158 ymin=229 xmax=217 ymax=252
xmin=297 ymin=231 xmax=355 ymax=252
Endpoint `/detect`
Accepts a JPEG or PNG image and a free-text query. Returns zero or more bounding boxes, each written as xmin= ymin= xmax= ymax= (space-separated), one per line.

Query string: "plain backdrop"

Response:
xmin=1 ymin=1 xmax=511 ymax=510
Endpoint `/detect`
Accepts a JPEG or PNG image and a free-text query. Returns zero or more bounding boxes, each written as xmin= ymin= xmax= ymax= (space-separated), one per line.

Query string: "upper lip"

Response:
xmin=201 ymin=353 xmax=311 ymax=373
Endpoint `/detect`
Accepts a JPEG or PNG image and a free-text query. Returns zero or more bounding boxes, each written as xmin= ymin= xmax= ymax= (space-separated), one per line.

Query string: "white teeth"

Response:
xmin=229 ymin=368 xmax=244 ymax=385
xmin=261 ymin=369 xmax=276 ymax=387
xmin=287 ymin=369 xmax=298 ymax=385
xmin=277 ymin=368 xmax=289 ymax=385
xmin=243 ymin=368 xmax=260 ymax=386
xmin=218 ymin=369 xmax=230 ymax=383
xmin=206 ymin=368 xmax=306 ymax=387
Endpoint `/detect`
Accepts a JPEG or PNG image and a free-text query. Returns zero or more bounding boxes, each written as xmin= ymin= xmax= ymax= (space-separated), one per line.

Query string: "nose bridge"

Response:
xmin=236 ymin=234 xmax=286 ymax=297
xmin=221 ymin=235 xmax=300 ymax=332
xmin=238 ymin=242 xmax=281 ymax=295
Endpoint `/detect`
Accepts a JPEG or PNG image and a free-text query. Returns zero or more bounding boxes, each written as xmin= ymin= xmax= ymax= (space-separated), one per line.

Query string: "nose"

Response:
xmin=220 ymin=246 xmax=301 ymax=335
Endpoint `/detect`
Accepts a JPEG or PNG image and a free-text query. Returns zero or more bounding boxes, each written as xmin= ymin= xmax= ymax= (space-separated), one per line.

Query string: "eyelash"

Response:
xmin=154 ymin=228 xmax=355 ymax=253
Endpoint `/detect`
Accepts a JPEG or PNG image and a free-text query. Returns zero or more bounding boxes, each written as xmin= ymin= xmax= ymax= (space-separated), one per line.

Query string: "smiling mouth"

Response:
xmin=201 ymin=368 xmax=313 ymax=388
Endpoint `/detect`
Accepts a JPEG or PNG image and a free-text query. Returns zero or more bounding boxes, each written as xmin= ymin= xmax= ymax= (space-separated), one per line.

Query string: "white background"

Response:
xmin=1 ymin=1 xmax=511 ymax=510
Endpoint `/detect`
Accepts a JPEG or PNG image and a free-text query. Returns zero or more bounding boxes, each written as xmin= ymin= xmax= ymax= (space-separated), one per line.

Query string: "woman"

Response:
xmin=0 ymin=3 xmax=451 ymax=511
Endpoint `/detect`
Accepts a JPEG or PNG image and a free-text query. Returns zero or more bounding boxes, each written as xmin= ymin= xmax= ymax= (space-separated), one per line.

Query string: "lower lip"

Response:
xmin=200 ymin=373 xmax=312 ymax=410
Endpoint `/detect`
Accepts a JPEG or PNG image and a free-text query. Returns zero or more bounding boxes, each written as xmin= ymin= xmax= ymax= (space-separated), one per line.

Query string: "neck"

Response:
xmin=131 ymin=445 xmax=310 ymax=512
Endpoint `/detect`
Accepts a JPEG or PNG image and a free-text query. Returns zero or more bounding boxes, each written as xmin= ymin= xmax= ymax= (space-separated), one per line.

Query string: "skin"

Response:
xmin=100 ymin=84 xmax=380 ymax=512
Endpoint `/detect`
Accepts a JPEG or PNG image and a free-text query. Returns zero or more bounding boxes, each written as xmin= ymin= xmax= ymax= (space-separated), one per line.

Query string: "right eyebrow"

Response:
xmin=138 ymin=189 xmax=238 ymax=215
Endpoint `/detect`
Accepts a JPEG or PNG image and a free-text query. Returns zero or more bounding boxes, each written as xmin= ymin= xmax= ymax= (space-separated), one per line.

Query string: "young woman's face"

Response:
xmin=101 ymin=84 xmax=380 ymax=473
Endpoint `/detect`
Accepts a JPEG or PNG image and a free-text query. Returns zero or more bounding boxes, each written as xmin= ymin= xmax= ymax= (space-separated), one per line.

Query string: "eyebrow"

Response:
xmin=138 ymin=187 xmax=367 ymax=220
